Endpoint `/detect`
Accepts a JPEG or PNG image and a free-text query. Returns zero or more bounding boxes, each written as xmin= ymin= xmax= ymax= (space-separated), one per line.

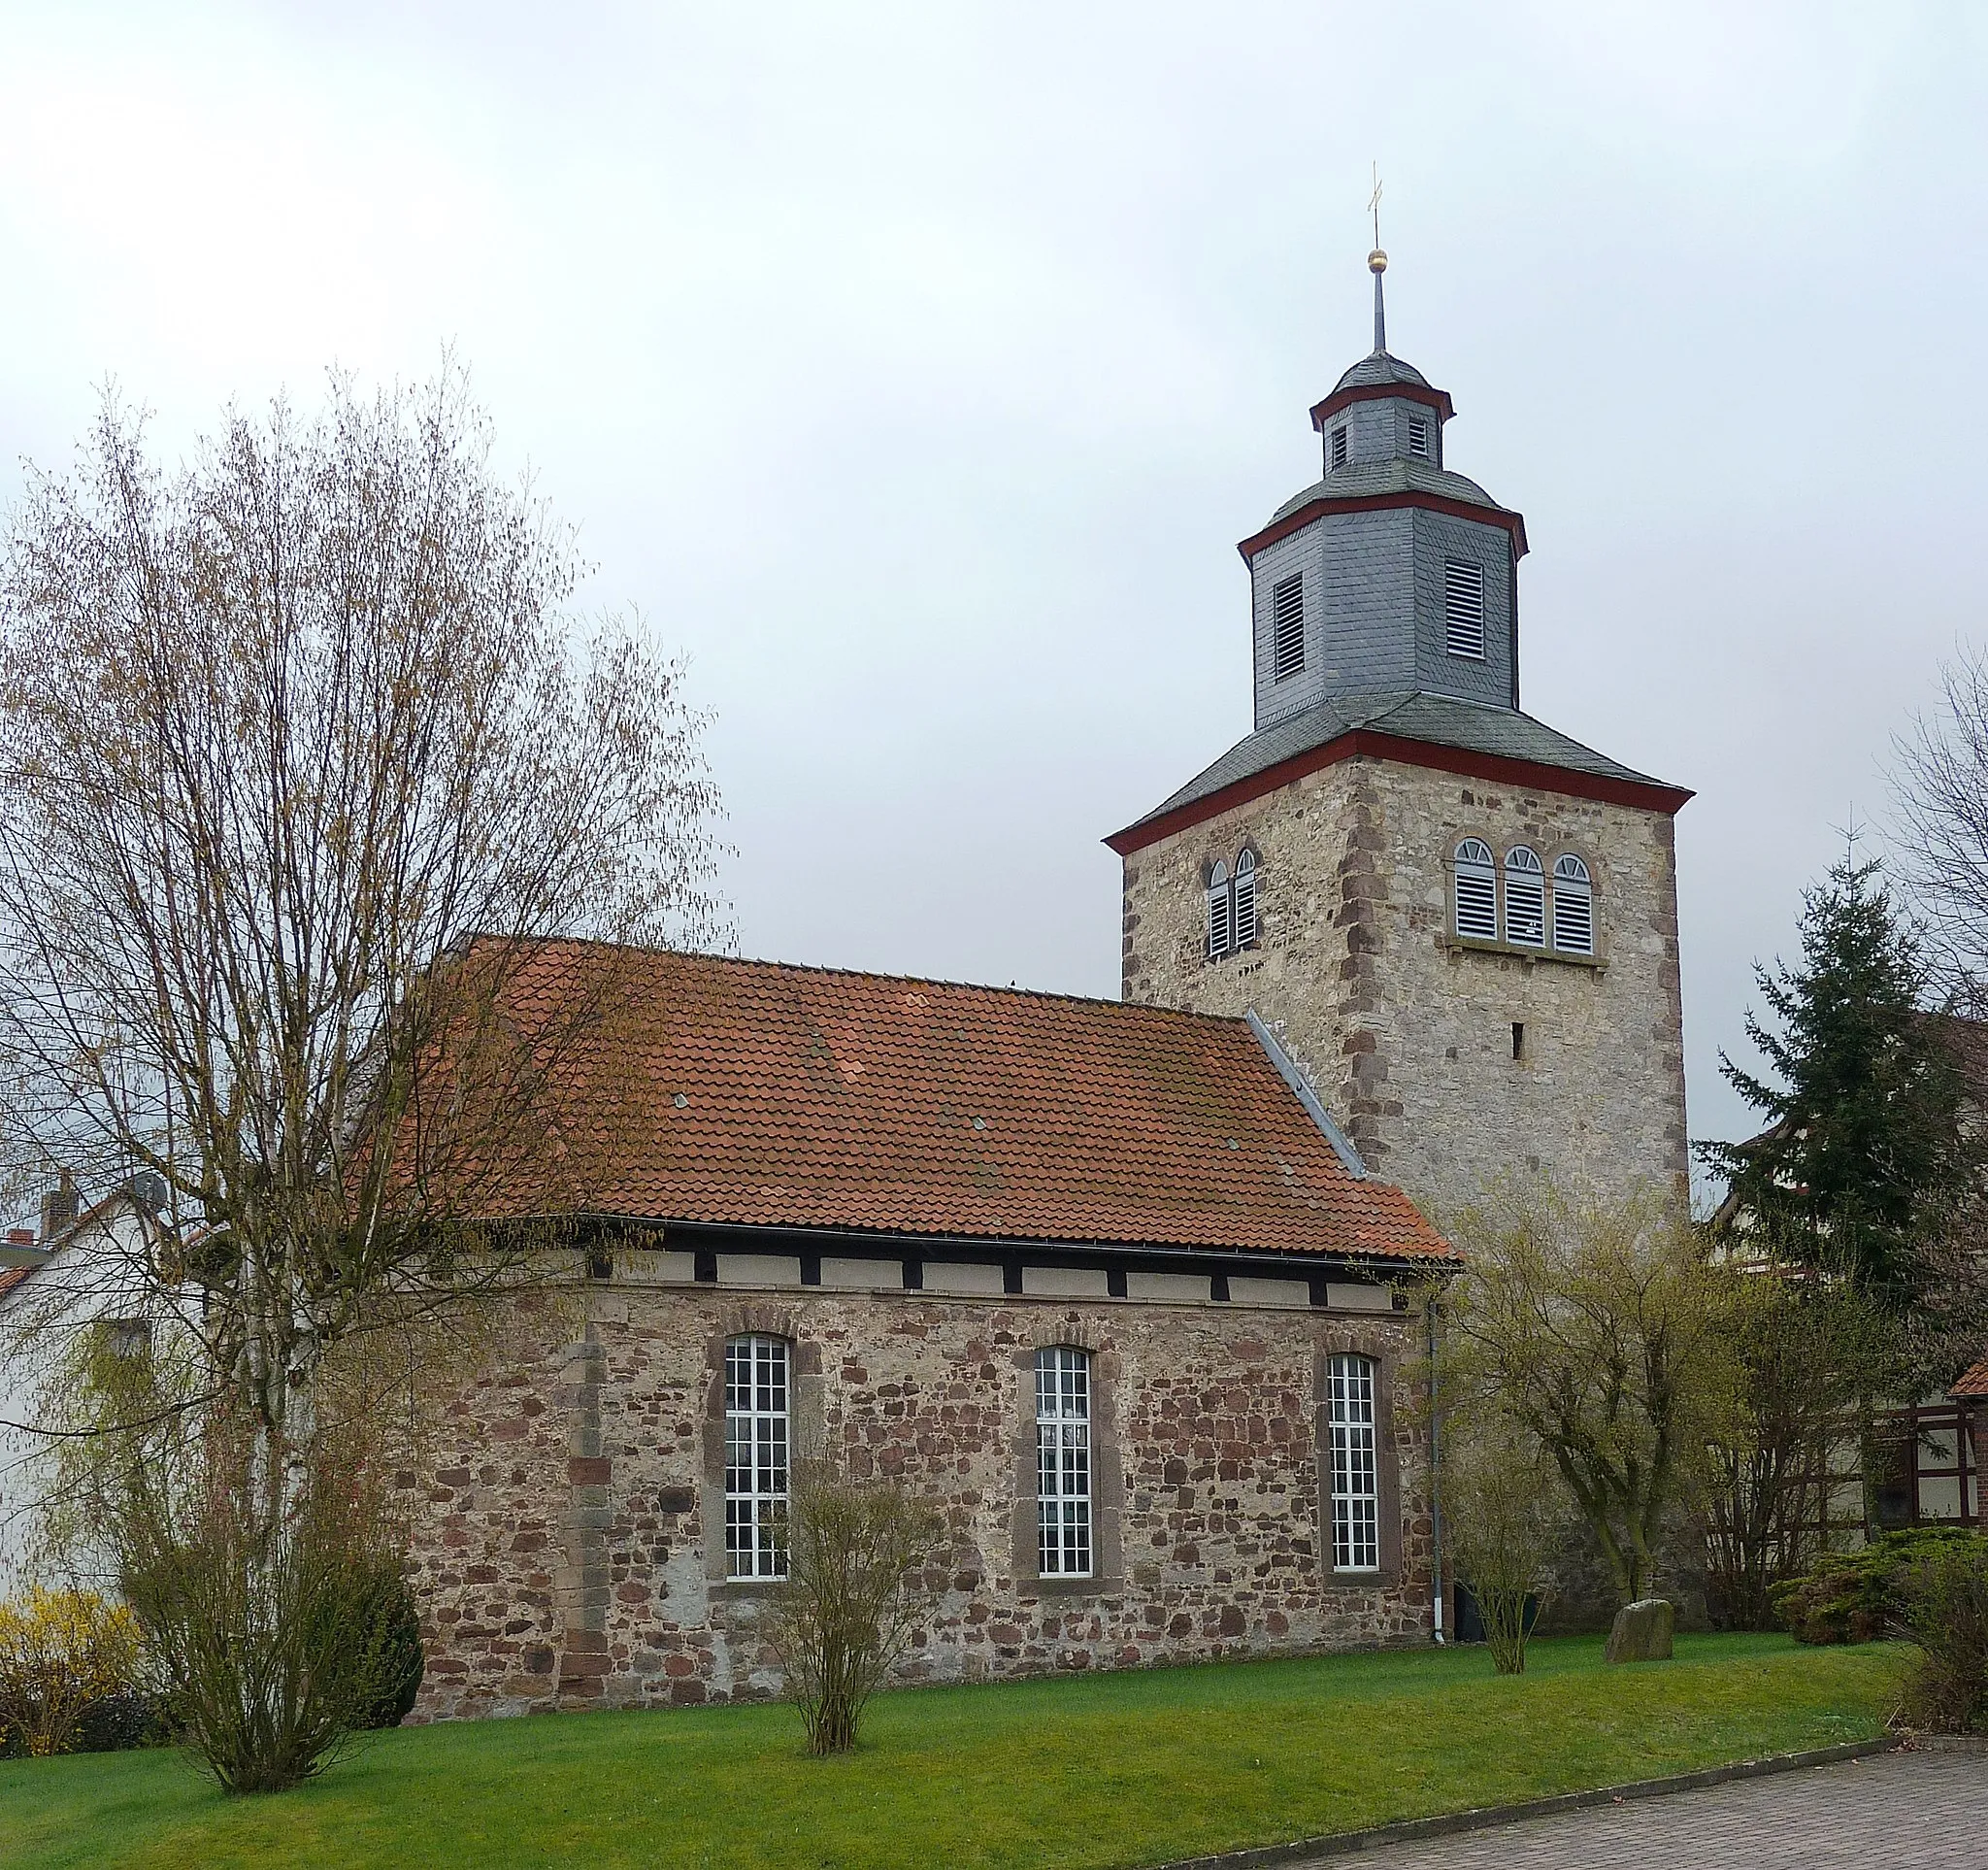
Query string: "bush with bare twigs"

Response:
xmin=1443 ymin=1428 xmax=1551 ymax=1675
xmin=764 ymin=1462 xmax=940 ymax=1755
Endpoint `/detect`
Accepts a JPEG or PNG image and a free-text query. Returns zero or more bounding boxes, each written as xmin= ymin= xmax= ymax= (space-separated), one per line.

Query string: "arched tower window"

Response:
xmin=1503 ymin=846 xmax=1545 ymax=948
xmin=1205 ymin=859 xmax=1232 ymax=960
xmin=1552 ymin=854 xmax=1593 ymax=954
xmin=724 ymin=1334 xmax=789 ymax=1580
xmin=1453 ymin=840 xmax=1496 ymax=941
xmin=1233 ymin=849 xmax=1259 ymax=949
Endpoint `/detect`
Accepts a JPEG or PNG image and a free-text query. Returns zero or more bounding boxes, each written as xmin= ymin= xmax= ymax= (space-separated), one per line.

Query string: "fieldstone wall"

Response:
xmin=1120 ymin=751 xmax=1688 ymax=1219
xmin=403 ymin=1274 xmax=1432 ymax=1721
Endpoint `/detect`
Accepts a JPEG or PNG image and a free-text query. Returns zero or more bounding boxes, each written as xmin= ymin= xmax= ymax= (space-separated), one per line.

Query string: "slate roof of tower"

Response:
xmin=1272 ymin=459 xmax=1504 ymax=523
xmin=470 ymin=941 xmax=1454 ymax=1264
xmin=1332 ymin=351 xmax=1432 ymax=392
xmin=1121 ymin=689 xmax=1677 ymax=835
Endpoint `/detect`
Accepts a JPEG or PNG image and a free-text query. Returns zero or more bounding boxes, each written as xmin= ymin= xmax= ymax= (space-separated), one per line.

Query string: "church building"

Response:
xmin=1 ymin=251 xmax=1697 ymax=1723
xmin=1110 ymin=249 xmax=1692 ymax=1219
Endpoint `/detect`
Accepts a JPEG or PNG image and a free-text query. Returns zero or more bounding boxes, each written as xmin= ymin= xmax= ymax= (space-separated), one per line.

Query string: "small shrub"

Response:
xmin=765 ymin=1461 xmax=940 ymax=1755
xmin=0 ymin=1587 xmax=143 ymax=1757
xmin=1444 ymin=1432 xmax=1553 ymax=1676
xmin=348 ymin=1566 xmax=425 ymax=1730
xmin=1771 ymin=1526 xmax=1982 ymax=1645
xmin=1896 ymin=1540 xmax=1988 ymax=1733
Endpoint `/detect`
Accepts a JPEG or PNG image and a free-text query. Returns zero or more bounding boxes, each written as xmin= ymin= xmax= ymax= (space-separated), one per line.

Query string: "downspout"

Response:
xmin=1429 ymin=1291 xmax=1445 ymax=1644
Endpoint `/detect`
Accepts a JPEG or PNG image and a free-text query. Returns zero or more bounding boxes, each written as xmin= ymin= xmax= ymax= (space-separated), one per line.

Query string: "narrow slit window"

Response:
xmin=1271 ymin=574 xmax=1305 ymax=683
xmin=724 ymin=1334 xmax=789 ymax=1580
xmin=1206 ymin=858 xmax=1233 ymax=961
xmin=1443 ymin=560 xmax=1486 ymax=659
xmin=1553 ymin=854 xmax=1594 ymax=954
xmin=1453 ymin=839 xmax=1496 ymax=941
xmin=1408 ymin=417 xmax=1430 ymax=458
xmin=1330 ymin=426 xmax=1349 ymax=470
xmin=1327 ymin=1354 xmax=1379 ymax=1573
xmin=1504 ymin=846 xmax=1545 ymax=948
xmin=1233 ymin=849 xmax=1259 ymax=949
xmin=1037 ymin=1346 xmax=1092 ymax=1578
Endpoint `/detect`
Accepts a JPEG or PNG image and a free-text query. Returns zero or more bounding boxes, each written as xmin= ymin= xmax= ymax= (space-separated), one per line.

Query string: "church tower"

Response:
xmin=1109 ymin=249 xmax=1691 ymax=1218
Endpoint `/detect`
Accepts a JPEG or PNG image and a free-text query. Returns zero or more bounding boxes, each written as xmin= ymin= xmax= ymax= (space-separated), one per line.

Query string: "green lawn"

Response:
xmin=0 ymin=1635 xmax=1905 ymax=1870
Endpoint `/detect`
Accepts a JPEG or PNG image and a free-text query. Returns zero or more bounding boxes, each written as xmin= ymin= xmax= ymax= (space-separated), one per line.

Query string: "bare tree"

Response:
xmin=0 ymin=365 xmax=723 ymax=1526
xmin=1896 ymin=645 xmax=1988 ymax=999
xmin=1442 ymin=1181 xmax=1743 ymax=1608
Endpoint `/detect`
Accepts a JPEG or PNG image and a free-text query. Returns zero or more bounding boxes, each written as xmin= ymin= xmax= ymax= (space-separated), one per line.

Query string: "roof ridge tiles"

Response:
xmin=468 ymin=935 xmax=1257 ymax=1027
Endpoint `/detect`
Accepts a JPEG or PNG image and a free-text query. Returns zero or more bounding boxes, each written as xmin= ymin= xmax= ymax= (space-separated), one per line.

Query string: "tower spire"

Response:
xmin=1367 ymin=163 xmax=1387 ymax=353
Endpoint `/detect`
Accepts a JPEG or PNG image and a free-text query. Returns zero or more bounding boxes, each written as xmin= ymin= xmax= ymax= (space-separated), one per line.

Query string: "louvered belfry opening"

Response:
xmin=1233 ymin=849 xmax=1258 ymax=948
xmin=1206 ymin=849 xmax=1262 ymax=962
xmin=1330 ymin=425 xmax=1349 ymax=469
xmin=1504 ymin=845 xmax=1546 ymax=947
xmin=1206 ymin=858 xmax=1233 ymax=959
xmin=1553 ymin=853 xmax=1594 ymax=953
xmin=1453 ymin=839 xmax=1496 ymax=941
xmin=1408 ymin=417 xmax=1430 ymax=458
xmin=1442 ymin=559 xmax=1485 ymax=659
xmin=1271 ymin=574 xmax=1305 ymax=682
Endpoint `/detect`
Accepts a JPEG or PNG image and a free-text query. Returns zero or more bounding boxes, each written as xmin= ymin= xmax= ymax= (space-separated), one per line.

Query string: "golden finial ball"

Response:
xmin=1368 ymin=249 xmax=1388 ymax=274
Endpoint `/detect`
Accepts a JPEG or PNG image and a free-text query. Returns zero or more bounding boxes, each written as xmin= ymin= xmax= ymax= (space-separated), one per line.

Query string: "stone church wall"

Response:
xmin=1119 ymin=751 xmax=1687 ymax=1220
xmin=402 ymin=1276 xmax=1432 ymax=1721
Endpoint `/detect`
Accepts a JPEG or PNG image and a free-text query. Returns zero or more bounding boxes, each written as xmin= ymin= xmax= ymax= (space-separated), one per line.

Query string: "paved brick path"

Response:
xmin=1296 ymin=1750 xmax=1988 ymax=1868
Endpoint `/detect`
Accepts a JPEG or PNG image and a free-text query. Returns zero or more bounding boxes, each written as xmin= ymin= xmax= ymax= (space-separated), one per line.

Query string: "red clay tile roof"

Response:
xmin=1954 ymin=1352 xmax=1988 ymax=1399
xmin=0 ymin=1266 xmax=28 ymax=1301
xmin=483 ymin=943 xmax=1454 ymax=1265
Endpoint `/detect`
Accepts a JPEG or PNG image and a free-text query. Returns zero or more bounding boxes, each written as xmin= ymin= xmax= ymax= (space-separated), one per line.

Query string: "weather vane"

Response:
xmin=1366 ymin=163 xmax=1388 ymax=352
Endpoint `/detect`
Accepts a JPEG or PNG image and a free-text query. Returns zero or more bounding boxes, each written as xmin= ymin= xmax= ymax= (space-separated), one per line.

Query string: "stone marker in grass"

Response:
xmin=1605 ymin=1598 xmax=1675 ymax=1663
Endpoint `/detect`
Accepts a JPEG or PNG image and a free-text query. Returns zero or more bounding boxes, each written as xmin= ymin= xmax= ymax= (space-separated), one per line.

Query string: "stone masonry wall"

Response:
xmin=1120 ymin=751 xmax=1688 ymax=1220
xmin=404 ymin=1276 xmax=1431 ymax=1720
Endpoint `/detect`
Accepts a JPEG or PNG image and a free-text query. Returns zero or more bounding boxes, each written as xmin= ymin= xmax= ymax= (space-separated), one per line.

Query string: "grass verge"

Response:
xmin=0 ymin=1633 xmax=1905 ymax=1870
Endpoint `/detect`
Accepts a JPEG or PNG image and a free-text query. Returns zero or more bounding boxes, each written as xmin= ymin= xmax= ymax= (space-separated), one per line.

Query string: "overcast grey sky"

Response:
xmin=4 ymin=2 xmax=1985 ymax=1163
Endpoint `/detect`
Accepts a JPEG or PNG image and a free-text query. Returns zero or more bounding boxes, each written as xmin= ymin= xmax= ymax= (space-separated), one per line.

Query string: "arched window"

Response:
xmin=1553 ymin=853 xmax=1594 ymax=954
xmin=1453 ymin=839 xmax=1496 ymax=941
xmin=1325 ymin=1353 xmax=1379 ymax=1573
xmin=724 ymin=1334 xmax=789 ymax=1579
xmin=1503 ymin=846 xmax=1545 ymax=948
xmin=1037 ymin=1346 xmax=1092 ymax=1578
xmin=1206 ymin=859 xmax=1232 ymax=960
xmin=1233 ymin=849 xmax=1259 ymax=949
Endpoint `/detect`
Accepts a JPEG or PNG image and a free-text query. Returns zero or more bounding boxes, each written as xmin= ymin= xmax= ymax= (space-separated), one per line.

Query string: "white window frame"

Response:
xmin=1503 ymin=845 xmax=1545 ymax=949
xmin=1453 ymin=838 xmax=1496 ymax=942
xmin=1326 ymin=1353 xmax=1380 ymax=1573
xmin=1443 ymin=559 xmax=1486 ymax=659
xmin=1037 ymin=1346 xmax=1092 ymax=1578
xmin=724 ymin=1333 xmax=789 ymax=1580
xmin=1552 ymin=853 xmax=1594 ymax=954
xmin=1233 ymin=848 xmax=1259 ymax=949
xmin=1206 ymin=858 xmax=1233 ymax=960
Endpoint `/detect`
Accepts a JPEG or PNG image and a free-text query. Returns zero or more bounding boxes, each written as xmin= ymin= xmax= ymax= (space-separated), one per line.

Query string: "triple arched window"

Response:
xmin=1206 ymin=848 xmax=1260 ymax=961
xmin=1452 ymin=841 xmax=1596 ymax=956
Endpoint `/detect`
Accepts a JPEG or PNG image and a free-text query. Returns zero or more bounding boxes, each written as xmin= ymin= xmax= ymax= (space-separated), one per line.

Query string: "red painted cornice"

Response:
xmin=1106 ymin=727 xmax=1694 ymax=856
xmin=1309 ymin=380 xmax=1455 ymax=429
xmin=1238 ymin=490 xmax=1530 ymax=564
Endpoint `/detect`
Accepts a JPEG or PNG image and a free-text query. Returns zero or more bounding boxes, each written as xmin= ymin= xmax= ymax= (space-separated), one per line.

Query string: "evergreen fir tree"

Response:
xmin=1701 ymin=853 xmax=1968 ymax=1310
